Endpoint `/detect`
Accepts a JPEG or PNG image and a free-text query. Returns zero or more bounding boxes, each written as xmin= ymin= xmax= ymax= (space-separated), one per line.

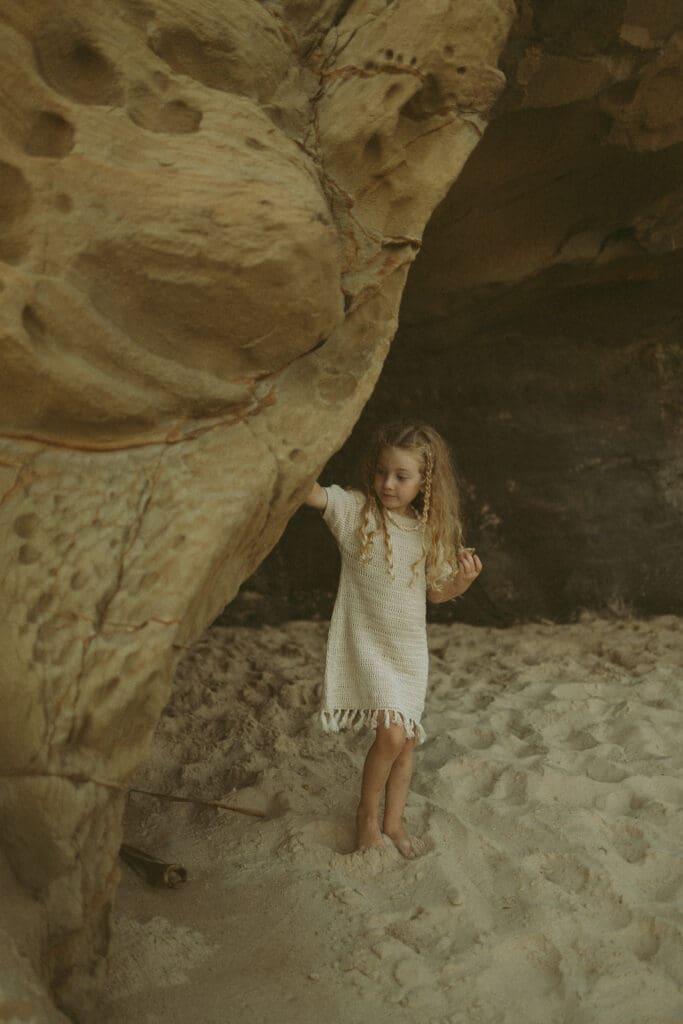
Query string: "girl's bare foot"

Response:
xmin=356 ymin=810 xmax=385 ymax=851
xmin=383 ymin=825 xmax=426 ymax=859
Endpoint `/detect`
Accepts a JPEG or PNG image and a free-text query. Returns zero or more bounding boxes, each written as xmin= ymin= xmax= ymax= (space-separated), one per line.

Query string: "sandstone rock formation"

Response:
xmin=230 ymin=0 xmax=683 ymax=627
xmin=0 ymin=1 xmax=514 ymax=1018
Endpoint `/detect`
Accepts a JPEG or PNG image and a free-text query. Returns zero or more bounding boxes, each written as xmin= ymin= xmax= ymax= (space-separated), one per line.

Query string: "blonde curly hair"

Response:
xmin=357 ymin=422 xmax=465 ymax=589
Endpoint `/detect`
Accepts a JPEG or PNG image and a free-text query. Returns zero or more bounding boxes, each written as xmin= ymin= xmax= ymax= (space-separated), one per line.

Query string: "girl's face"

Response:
xmin=374 ymin=446 xmax=423 ymax=517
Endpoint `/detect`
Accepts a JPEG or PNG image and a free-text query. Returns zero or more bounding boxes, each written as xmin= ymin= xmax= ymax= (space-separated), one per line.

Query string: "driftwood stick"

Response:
xmin=119 ymin=843 xmax=188 ymax=888
xmin=128 ymin=786 xmax=267 ymax=819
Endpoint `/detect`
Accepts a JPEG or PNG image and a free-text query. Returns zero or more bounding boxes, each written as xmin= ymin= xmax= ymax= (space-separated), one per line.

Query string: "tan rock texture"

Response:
xmin=0 ymin=0 xmax=514 ymax=1017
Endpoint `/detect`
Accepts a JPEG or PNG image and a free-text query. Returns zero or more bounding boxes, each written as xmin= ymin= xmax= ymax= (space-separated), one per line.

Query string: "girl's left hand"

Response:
xmin=427 ymin=548 xmax=483 ymax=603
xmin=457 ymin=548 xmax=483 ymax=585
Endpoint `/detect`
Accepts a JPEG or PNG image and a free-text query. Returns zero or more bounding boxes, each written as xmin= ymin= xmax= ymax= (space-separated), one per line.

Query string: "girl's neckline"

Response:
xmin=385 ymin=509 xmax=422 ymax=532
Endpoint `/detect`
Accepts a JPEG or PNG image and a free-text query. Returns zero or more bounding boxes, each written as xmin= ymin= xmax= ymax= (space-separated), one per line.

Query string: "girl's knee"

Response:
xmin=395 ymin=735 xmax=416 ymax=763
xmin=375 ymin=718 xmax=409 ymax=756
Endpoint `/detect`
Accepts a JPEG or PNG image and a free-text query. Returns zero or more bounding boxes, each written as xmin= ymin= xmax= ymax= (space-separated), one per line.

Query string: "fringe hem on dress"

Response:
xmin=320 ymin=708 xmax=426 ymax=745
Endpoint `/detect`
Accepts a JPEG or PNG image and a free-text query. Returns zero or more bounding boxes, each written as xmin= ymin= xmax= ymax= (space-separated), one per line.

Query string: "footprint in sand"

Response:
xmin=284 ymin=817 xmax=356 ymax=855
xmin=606 ymin=718 xmax=669 ymax=759
xmin=533 ymin=854 xmax=633 ymax=928
xmin=368 ymin=902 xmax=480 ymax=990
xmin=417 ymin=733 xmax=465 ymax=773
xmin=582 ymin=756 xmax=630 ymax=784
xmin=608 ymin=821 xmax=649 ymax=863
xmin=515 ymin=738 xmax=549 ymax=758
xmin=393 ymin=956 xmax=435 ymax=989
xmin=493 ymin=768 xmax=528 ymax=805
xmin=595 ymin=788 xmax=666 ymax=821
xmin=592 ymin=883 xmax=633 ymax=930
xmin=564 ymin=727 xmax=599 ymax=751
xmin=629 ymin=914 xmax=662 ymax=962
xmin=630 ymin=916 xmax=683 ymax=987
xmin=625 ymin=789 xmax=674 ymax=822
xmin=595 ymin=788 xmax=638 ymax=816
xmin=539 ymin=854 xmax=590 ymax=894
xmin=474 ymin=931 xmax=565 ymax=1006
xmin=455 ymin=725 xmax=496 ymax=750
xmin=437 ymin=758 xmax=502 ymax=798
xmin=507 ymin=711 xmax=535 ymax=741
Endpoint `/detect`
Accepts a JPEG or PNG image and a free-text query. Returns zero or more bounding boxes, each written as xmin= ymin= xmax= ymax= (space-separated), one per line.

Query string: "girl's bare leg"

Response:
xmin=383 ymin=737 xmax=425 ymax=859
xmin=356 ymin=720 xmax=406 ymax=851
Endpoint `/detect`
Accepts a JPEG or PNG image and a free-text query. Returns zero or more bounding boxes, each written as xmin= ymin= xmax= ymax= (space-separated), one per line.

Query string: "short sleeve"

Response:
xmin=322 ymin=485 xmax=360 ymax=549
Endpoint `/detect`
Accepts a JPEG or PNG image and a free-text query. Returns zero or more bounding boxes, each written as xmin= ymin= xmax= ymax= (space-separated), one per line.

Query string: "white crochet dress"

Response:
xmin=320 ymin=485 xmax=429 ymax=744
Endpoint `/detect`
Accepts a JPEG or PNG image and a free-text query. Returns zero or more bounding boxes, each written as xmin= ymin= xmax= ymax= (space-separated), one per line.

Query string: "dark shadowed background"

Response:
xmin=221 ymin=99 xmax=683 ymax=628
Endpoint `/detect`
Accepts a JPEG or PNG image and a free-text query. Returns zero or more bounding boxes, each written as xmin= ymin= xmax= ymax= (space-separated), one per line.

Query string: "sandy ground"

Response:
xmin=99 ymin=615 xmax=682 ymax=1024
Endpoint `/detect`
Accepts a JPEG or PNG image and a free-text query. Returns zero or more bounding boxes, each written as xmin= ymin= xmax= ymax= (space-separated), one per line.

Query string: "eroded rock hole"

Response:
xmin=0 ymin=163 xmax=32 ymax=262
xmin=34 ymin=23 xmax=123 ymax=106
xmin=24 ymin=111 xmax=75 ymax=158
xmin=0 ymin=164 xmax=32 ymax=226
xmin=128 ymin=89 xmax=203 ymax=134
xmin=149 ymin=28 xmax=236 ymax=93
xmin=13 ymin=513 xmax=39 ymax=539
xmin=55 ymin=193 xmax=73 ymax=213
xmin=401 ymin=73 xmax=448 ymax=120
xmin=364 ymin=133 xmax=383 ymax=159
xmin=18 ymin=544 xmax=40 ymax=565
xmin=22 ymin=304 xmax=46 ymax=344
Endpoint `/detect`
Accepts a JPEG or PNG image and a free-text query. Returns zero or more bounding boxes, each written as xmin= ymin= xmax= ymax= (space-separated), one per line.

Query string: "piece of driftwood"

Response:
xmin=119 ymin=843 xmax=188 ymax=888
xmin=128 ymin=786 xmax=267 ymax=819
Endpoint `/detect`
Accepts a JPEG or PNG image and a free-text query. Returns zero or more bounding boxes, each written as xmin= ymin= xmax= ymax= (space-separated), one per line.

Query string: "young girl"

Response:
xmin=305 ymin=422 xmax=483 ymax=859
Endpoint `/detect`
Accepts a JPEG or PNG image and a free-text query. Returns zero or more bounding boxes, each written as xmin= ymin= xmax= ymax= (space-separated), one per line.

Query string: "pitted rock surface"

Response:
xmin=0 ymin=0 xmax=514 ymax=1017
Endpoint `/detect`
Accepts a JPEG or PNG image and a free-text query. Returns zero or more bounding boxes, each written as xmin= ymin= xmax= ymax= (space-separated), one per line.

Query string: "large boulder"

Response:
xmin=0 ymin=1 xmax=514 ymax=1017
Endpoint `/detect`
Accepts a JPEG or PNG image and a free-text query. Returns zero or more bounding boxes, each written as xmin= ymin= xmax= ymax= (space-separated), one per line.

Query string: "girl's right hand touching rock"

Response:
xmin=304 ymin=482 xmax=328 ymax=510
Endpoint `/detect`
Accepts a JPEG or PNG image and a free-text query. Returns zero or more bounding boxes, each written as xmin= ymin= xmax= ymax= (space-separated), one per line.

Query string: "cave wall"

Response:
xmin=226 ymin=0 xmax=683 ymax=627
xmin=0 ymin=0 xmax=515 ymax=1018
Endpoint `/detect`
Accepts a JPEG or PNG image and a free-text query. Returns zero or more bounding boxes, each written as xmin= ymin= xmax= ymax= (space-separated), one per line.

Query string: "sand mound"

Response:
xmin=100 ymin=616 xmax=682 ymax=1024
